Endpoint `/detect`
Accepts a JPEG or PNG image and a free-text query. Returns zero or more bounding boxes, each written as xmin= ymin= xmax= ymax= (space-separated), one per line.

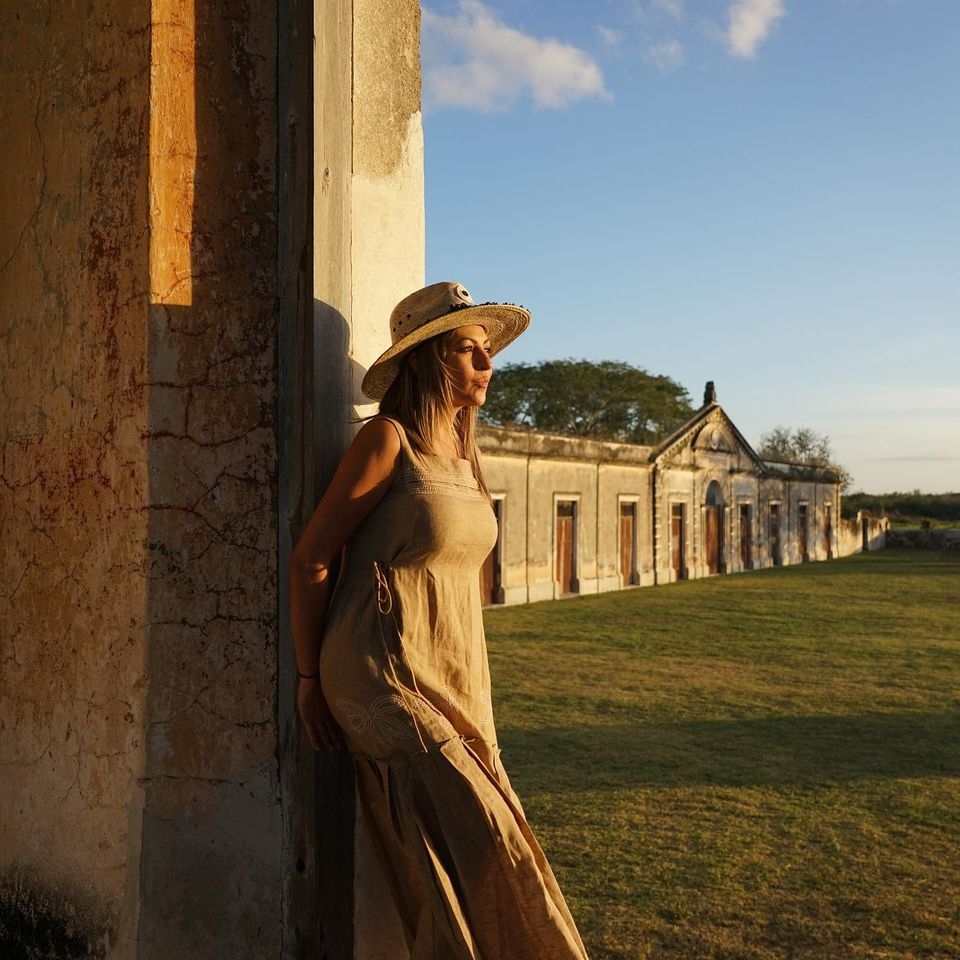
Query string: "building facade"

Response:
xmin=479 ymin=385 xmax=855 ymax=606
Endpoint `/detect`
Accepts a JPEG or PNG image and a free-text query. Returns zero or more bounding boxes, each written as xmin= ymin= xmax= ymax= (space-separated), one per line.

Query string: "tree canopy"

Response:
xmin=757 ymin=426 xmax=854 ymax=491
xmin=842 ymin=491 xmax=960 ymax=524
xmin=480 ymin=359 xmax=695 ymax=445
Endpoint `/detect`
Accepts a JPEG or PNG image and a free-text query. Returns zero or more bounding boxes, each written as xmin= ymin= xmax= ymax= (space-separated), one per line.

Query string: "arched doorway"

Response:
xmin=704 ymin=481 xmax=725 ymax=574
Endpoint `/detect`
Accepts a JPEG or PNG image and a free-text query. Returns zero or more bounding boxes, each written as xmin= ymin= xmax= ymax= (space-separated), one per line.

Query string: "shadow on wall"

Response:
xmin=290 ymin=301 xmax=368 ymax=960
xmin=139 ymin=2 xmax=283 ymax=956
xmin=0 ymin=869 xmax=113 ymax=960
xmin=142 ymin=3 xmax=369 ymax=945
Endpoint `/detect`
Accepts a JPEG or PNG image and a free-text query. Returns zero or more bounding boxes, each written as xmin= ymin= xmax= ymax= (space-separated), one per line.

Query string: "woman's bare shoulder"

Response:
xmin=290 ymin=418 xmax=402 ymax=567
xmin=351 ymin=416 xmax=402 ymax=460
xmin=333 ymin=418 xmax=402 ymax=485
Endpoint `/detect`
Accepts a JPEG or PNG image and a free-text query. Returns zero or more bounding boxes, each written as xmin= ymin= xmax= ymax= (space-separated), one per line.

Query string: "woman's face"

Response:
xmin=444 ymin=324 xmax=493 ymax=408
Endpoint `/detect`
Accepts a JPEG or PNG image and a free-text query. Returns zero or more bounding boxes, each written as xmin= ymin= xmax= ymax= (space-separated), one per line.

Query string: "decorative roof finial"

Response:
xmin=703 ymin=380 xmax=717 ymax=406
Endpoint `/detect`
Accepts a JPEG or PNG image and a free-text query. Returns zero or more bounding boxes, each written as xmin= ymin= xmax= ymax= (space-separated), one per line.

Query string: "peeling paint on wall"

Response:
xmin=354 ymin=0 xmax=423 ymax=179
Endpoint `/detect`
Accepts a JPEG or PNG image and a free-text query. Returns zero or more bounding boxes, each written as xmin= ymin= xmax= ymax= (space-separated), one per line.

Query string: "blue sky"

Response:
xmin=420 ymin=0 xmax=959 ymax=494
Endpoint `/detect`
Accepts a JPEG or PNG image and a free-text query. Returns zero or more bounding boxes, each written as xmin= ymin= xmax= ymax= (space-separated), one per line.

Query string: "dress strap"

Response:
xmin=370 ymin=415 xmax=414 ymax=467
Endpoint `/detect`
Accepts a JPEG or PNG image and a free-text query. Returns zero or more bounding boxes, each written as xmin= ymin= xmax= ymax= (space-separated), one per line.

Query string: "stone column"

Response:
xmin=1 ymin=0 xmax=424 ymax=958
xmin=281 ymin=2 xmax=424 ymax=956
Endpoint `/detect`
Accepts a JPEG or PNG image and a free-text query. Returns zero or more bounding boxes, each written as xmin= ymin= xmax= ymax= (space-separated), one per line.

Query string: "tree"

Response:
xmin=842 ymin=491 xmax=960 ymax=523
xmin=480 ymin=359 xmax=695 ymax=445
xmin=757 ymin=425 xmax=854 ymax=492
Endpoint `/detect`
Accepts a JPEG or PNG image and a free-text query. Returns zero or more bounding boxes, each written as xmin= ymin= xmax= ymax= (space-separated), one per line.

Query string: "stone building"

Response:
xmin=478 ymin=382 xmax=852 ymax=606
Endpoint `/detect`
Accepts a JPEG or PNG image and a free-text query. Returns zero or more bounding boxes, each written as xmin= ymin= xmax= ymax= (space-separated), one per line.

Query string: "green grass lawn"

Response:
xmin=485 ymin=548 xmax=960 ymax=960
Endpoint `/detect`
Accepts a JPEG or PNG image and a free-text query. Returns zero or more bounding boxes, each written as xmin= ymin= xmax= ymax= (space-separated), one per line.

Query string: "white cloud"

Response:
xmin=726 ymin=0 xmax=785 ymax=58
xmin=422 ymin=1 xmax=609 ymax=112
xmin=598 ymin=24 xmax=623 ymax=46
xmin=645 ymin=39 xmax=684 ymax=72
xmin=651 ymin=0 xmax=684 ymax=19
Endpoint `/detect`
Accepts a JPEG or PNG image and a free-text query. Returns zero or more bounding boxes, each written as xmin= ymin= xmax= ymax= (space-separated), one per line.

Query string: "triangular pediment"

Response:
xmin=692 ymin=420 xmax=736 ymax=453
xmin=653 ymin=404 xmax=765 ymax=470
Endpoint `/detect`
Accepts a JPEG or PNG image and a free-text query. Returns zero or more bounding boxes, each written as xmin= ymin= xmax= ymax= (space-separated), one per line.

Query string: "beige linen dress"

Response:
xmin=319 ymin=417 xmax=588 ymax=960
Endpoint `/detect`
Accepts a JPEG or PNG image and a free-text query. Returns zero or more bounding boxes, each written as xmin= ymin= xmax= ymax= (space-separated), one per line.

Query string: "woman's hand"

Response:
xmin=298 ymin=677 xmax=344 ymax=752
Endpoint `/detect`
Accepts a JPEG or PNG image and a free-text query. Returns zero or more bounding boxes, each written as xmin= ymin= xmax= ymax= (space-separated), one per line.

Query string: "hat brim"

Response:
xmin=360 ymin=302 xmax=530 ymax=401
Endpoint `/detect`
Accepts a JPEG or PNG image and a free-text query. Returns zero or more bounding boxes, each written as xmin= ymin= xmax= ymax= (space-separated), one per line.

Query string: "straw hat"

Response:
xmin=361 ymin=281 xmax=531 ymax=401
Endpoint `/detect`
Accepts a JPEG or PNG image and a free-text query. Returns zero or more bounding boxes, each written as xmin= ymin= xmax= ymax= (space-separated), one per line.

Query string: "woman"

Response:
xmin=290 ymin=281 xmax=588 ymax=959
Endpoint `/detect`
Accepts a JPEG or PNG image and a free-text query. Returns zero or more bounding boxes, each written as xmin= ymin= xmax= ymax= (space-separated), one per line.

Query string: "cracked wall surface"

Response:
xmin=1 ymin=0 xmax=280 ymax=956
xmin=0 ymin=0 xmax=152 ymax=954
xmin=140 ymin=0 xmax=280 ymax=957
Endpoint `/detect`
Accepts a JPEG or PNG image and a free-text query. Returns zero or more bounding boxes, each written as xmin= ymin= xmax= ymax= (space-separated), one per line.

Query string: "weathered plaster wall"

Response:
xmin=351 ymin=0 xmax=425 ymax=415
xmin=838 ymin=512 xmax=889 ymax=557
xmin=483 ymin=454 xmax=529 ymax=605
xmin=729 ymin=475 xmax=762 ymax=574
xmin=597 ymin=465 xmax=654 ymax=587
xmin=140 ymin=1 xmax=281 ymax=956
xmin=479 ymin=429 xmax=655 ymax=603
xmin=530 ymin=459 xmax=600 ymax=598
xmin=0 ymin=2 xmax=152 ymax=953
xmin=1 ymin=1 xmax=282 ymax=956
xmin=655 ymin=467 xmax=695 ymax=583
xmin=759 ymin=477 xmax=839 ymax=567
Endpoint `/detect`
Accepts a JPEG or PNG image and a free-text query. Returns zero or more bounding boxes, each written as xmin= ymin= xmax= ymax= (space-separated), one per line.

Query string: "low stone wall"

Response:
xmin=838 ymin=512 xmax=889 ymax=557
xmin=887 ymin=528 xmax=960 ymax=550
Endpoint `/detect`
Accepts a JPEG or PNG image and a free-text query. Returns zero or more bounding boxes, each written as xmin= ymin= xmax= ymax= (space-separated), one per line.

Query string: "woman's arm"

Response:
xmin=290 ymin=417 xmax=401 ymax=750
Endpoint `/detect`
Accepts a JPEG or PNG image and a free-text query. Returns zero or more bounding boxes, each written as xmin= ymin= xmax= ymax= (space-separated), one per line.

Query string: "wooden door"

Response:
xmin=705 ymin=506 xmax=720 ymax=574
xmin=480 ymin=549 xmax=495 ymax=604
xmin=556 ymin=501 xmax=575 ymax=594
xmin=619 ymin=502 xmax=636 ymax=585
xmin=823 ymin=505 xmax=833 ymax=559
xmin=798 ymin=504 xmax=809 ymax=560
xmin=739 ymin=504 xmax=752 ymax=569
xmin=670 ymin=504 xmax=685 ymax=578
xmin=769 ymin=504 xmax=781 ymax=565
xmin=480 ymin=499 xmax=503 ymax=604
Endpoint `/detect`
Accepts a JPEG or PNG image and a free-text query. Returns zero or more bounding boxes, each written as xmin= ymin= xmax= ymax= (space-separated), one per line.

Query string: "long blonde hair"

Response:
xmin=378 ymin=329 xmax=490 ymax=500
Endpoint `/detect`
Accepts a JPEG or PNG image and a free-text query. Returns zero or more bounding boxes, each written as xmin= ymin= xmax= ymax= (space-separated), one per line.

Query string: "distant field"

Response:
xmin=485 ymin=549 xmax=960 ymax=960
